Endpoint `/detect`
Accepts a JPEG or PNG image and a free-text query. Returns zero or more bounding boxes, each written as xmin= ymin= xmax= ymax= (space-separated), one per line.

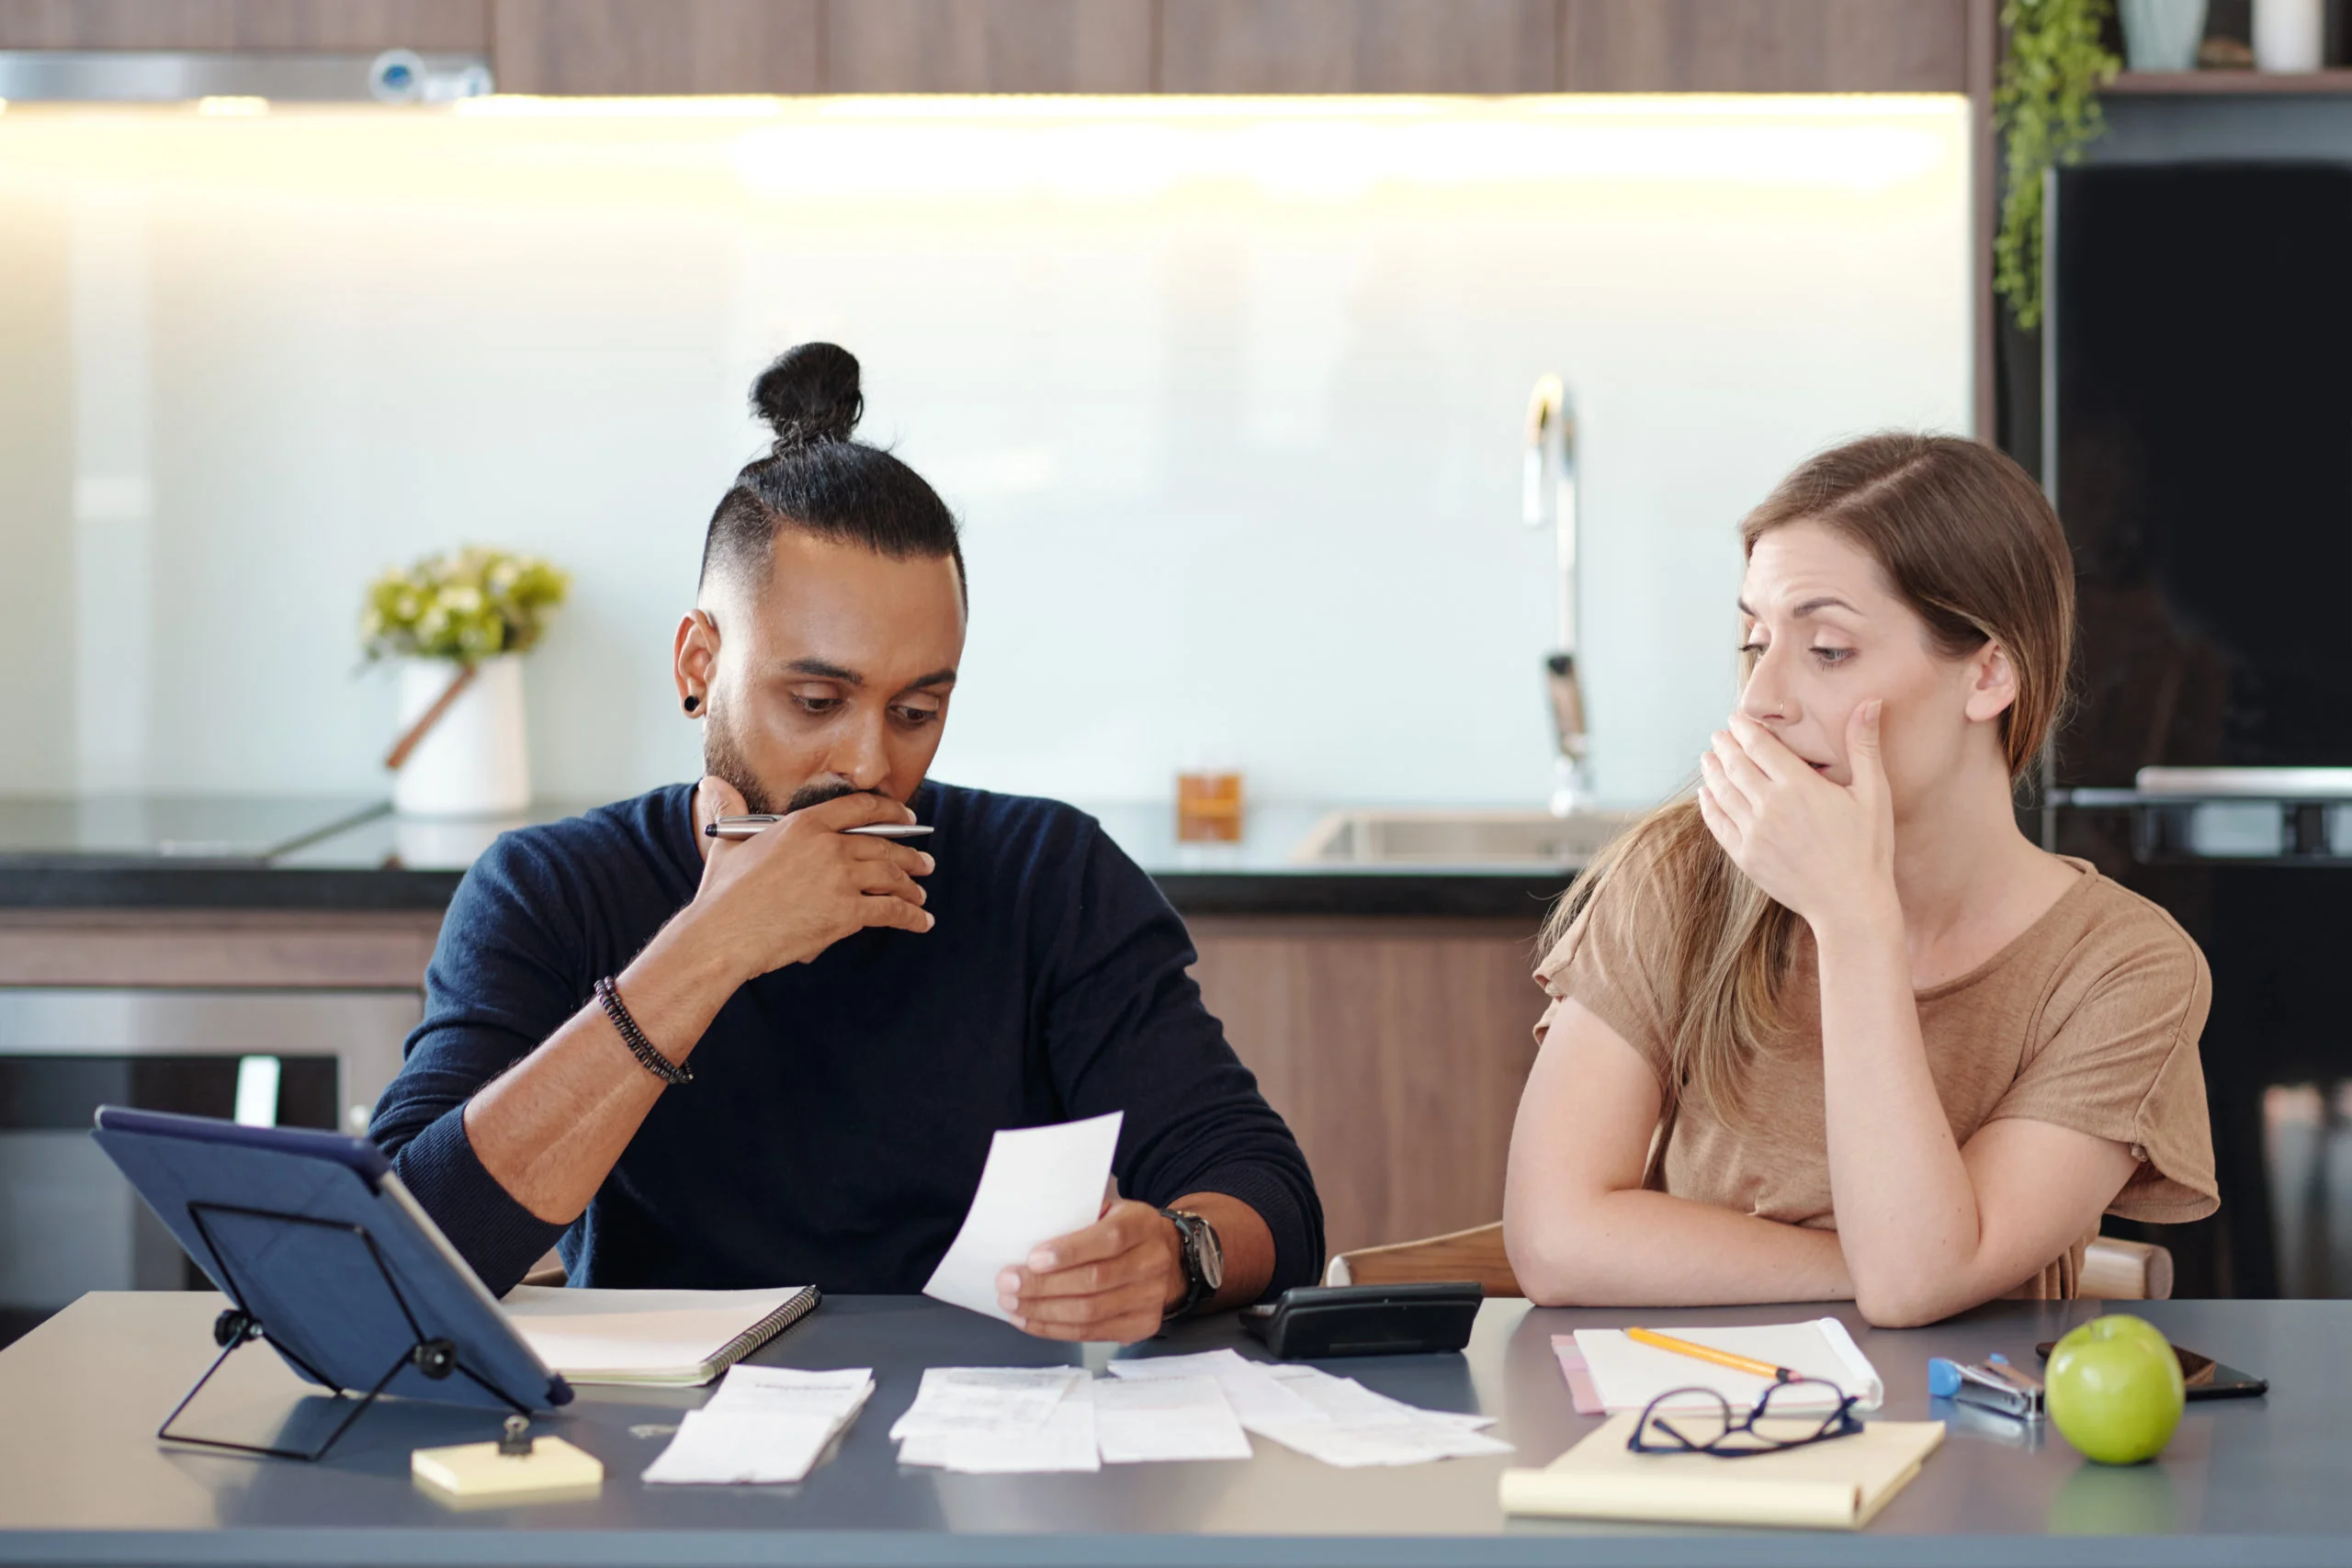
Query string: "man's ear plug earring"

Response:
xmin=683 ymin=694 xmax=700 ymax=714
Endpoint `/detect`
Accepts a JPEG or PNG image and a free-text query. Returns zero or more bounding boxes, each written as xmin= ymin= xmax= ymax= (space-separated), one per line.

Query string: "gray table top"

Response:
xmin=0 ymin=1292 xmax=2337 ymax=1567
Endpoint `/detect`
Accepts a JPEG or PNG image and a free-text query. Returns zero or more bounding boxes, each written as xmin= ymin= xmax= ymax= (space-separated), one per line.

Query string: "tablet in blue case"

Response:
xmin=92 ymin=1106 xmax=568 ymax=1451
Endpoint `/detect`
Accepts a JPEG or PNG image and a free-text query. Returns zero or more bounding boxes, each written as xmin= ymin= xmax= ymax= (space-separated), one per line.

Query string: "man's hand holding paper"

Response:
xmin=919 ymin=1111 xmax=1277 ymax=1346
xmin=997 ymin=1190 xmax=1187 ymax=1345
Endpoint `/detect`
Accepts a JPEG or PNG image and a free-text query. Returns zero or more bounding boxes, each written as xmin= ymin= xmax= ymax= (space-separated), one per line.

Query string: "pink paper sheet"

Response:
xmin=1550 ymin=1335 xmax=1606 ymax=1416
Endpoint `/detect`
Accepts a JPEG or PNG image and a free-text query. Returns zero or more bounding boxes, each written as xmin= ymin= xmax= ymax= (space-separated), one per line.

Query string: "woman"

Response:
xmin=1502 ymin=434 xmax=2216 ymax=1326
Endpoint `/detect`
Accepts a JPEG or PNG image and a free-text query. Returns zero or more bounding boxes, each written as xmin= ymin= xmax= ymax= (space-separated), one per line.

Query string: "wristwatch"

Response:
xmin=1159 ymin=1207 xmax=1226 ymax=1320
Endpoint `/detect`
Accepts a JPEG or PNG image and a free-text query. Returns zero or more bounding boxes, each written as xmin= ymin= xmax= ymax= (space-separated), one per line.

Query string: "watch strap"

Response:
xmin=1159 ymin=1207 xmax=1213 ymax=1320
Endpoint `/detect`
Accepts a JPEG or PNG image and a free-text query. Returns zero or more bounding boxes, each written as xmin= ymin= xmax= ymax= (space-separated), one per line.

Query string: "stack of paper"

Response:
xmin=890 ymin=1367 xmax=1100 ymax=1473
xmin=652 ymin=1352 xmax=1510 ymax=1479
xmin=641 ymin=1365 xmax=875 ymax=1485
xmin=1107 ymin=1349 xmax=1513 ymax=1469
xmin=885 ymin=1361 xmax=1273 ymax=1472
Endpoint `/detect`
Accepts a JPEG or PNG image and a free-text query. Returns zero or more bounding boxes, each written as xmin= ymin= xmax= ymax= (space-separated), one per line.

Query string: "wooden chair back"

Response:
xmin=1325 ymin=1223 xmax=2173 ymax=1302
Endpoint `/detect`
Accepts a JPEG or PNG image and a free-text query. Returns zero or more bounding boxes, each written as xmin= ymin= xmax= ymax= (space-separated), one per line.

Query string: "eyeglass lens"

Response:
xmin=1636 ymin=1380 xmax=1858 ymax=1456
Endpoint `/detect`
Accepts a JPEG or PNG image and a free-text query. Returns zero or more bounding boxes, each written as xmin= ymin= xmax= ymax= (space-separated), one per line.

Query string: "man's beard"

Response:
xmin=703 ymin=715 xmax=890 ymax=816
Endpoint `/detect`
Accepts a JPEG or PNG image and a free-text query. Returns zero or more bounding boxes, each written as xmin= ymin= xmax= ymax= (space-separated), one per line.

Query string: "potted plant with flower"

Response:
xmin=361 ymin=547 xmax=570 ymax=817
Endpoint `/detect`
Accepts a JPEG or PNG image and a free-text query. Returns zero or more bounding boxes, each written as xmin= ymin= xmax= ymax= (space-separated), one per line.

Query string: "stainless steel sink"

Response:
xmin=1290 ymin=807 xmax=1643 ymax=867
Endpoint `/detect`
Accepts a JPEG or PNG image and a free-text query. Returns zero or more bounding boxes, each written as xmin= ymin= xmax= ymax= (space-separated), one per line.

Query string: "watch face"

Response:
xmin=1195 ymin=1217 xmax=1226 ymax=1292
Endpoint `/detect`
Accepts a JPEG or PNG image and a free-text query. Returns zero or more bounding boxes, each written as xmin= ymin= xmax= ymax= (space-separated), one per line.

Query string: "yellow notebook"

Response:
xmin=1499 ymin=1413 xmax=1945 ymax=1531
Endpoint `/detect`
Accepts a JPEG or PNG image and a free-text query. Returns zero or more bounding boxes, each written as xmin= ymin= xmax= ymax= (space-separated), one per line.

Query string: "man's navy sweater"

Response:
xmin=369 ymin=781 xmax=1324 ymax=1299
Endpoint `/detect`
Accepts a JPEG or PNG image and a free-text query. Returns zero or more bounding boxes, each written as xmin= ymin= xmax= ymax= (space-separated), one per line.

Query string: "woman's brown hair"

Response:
xmin=1539 ymin=433 xmax=2075 ymax=1122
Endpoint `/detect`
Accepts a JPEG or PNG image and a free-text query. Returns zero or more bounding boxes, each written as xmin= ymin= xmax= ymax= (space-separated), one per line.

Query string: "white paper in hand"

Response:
xmin=922 ymin=1111 xmax=1124 ymax=1323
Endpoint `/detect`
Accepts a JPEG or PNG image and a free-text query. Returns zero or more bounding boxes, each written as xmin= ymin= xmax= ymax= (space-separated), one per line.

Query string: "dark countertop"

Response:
xmin=0 ymin=1290 xmax=2325 ymax=1566
xmin=0 ymin=796 xmax=1577 ymax=920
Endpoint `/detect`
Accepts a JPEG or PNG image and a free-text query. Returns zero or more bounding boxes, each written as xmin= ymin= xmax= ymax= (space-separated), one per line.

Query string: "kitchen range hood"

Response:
xmin=0 ymin=50 xmax=492 ymax=104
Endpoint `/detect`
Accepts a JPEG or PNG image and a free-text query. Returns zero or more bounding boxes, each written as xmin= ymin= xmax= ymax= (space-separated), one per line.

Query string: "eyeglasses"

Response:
xmin=1626 ymin=1379 xmax=1864 ymax=1459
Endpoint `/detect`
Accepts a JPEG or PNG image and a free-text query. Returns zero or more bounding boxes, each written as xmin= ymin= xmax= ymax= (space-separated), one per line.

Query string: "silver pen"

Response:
xmin=703 ymin=814 xmax=935 ymax=841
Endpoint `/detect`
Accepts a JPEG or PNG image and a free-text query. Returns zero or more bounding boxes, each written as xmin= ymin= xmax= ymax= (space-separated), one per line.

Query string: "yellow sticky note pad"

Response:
xmin=413 ymin=1436 xmax=605 ymax=1506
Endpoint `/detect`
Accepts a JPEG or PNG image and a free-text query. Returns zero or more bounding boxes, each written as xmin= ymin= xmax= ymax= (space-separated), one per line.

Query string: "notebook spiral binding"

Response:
xmin=706 ymin=1288 xmax=825 ymax=1377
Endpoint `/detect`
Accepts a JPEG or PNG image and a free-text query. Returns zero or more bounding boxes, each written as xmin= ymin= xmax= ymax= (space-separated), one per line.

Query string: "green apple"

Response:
xmin=2045 ymin=1314 xmax=2185 ymax=1465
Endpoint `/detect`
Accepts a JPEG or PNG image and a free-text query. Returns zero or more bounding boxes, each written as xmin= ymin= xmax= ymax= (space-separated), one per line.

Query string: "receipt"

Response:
xmin=643 ymin=1365 xmax=876 ymax=1485
xmin=1091 ymin=1375 xmax=1251 ymax=1464
xmin=641 ymin=1409 xmax=844 ymax=1484
xmin=703 ymin=1365 xmax=874 ymax=1421
xmin=899 ymin=1382 xmax=1101 ymax=1473
xmin=922 ymin=1112 xmax=1124 ymax=1323
xmin=1108 ymin=1348 xmax=1320 ymax=1427
xmin=1246 ymin=1364 xmax=1512 ymax=1468
xmin=888 ymin=1366 xmax=1087 ymax=1441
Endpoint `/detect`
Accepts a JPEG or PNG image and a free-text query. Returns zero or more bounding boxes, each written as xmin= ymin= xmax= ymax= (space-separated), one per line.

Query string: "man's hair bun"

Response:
xmin=702 ymin=340 xmax=963 ymax=606
xmin=752 ymin=342 xmax=864 ymax=454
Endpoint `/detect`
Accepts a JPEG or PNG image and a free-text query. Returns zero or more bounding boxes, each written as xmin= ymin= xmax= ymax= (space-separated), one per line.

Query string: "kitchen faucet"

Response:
xmin=1524 ymin=374 xmax=1589 ymax=817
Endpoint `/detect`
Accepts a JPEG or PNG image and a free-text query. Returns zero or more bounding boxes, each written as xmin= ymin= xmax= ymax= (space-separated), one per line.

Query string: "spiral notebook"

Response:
xmin=501 ymin=1285 xmax=820 ymax=1387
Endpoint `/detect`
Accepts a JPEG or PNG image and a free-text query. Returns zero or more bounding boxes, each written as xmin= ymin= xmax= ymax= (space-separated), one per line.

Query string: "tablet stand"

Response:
xmin=156 ymin=1201 xmax=530 ymax=1463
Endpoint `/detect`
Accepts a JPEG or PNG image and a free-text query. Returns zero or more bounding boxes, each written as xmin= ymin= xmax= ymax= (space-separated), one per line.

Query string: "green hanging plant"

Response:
xmin=1994 ymin=0 xmax=2121 ymax=332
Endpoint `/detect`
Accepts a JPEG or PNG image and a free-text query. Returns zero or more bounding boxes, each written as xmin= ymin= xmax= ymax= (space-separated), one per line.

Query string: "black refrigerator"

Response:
xmin=2047 ymin=160 xmax=2352 ymax=1297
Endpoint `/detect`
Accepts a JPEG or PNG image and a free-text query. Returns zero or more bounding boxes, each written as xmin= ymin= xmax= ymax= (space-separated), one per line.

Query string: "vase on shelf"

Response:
xmin=2253 ymin=0 xmax=2324 ymax=71
xmin=2119 ymin=0 xmax=2209 ymax=72
xmin=390 ymin=654 xmax=530 ymax=818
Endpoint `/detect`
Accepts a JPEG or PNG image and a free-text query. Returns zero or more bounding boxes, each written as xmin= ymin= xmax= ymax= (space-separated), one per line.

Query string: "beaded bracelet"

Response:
xmin=594 ymin=976 xmax=693 ymax=1086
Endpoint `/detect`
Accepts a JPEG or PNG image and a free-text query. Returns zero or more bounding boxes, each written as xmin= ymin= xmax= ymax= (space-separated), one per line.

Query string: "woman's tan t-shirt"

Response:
xmin=1532 ymin=858 xmax=2218 ymax=1299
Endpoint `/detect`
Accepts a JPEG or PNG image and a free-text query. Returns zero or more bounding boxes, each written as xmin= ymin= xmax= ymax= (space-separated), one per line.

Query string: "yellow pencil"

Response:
xmin=1625 ymin=1326 xmax=1801 ymax=1384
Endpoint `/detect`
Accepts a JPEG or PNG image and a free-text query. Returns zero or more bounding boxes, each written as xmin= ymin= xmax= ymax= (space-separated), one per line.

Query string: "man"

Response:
xmin=371 ymin=344 xmax=1322 ymax=1344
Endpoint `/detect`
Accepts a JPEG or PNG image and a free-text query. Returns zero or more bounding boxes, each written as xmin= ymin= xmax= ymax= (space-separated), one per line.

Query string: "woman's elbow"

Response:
xmin=1851 ymin=1286 xmax=1941 ymax=1330
xmin=1849 ymin=1268 xmax=1987 ymax=1329
xmin=1503 ymin=1201 xmax=1606 ymax=1306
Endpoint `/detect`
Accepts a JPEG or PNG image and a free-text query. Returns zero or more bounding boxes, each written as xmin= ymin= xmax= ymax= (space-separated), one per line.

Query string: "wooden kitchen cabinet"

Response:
xmin=6 ymin=904 xmax=1544 ymax=1266
xmin=491 ymin=0 xmax=819 ymax=94
xmin=0 ymin=0 xmax=487 ymax=51
xmin=1 ymin=0 xmax=1987 ymax=99
xmin=827 ymin=0 xmax=1152 ymax=94
xmin=1159 ymin=0 xmax=1559 ymax=94
xmin=1188 ymin=915 xmax=1548 ymax=1259
xmin=0 ymin=909 xmax=443 ymax=988
xmin=1559 ymin=0 xmax=1973 ymax=93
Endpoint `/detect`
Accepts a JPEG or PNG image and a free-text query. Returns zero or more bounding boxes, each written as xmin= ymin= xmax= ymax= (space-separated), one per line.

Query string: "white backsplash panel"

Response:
xmin=0 ymin=96 xmax=1969 ymax=808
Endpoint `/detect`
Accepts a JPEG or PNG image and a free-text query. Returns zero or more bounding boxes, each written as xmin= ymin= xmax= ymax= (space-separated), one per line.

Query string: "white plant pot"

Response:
xmin=391 ymin=655 xmax=531 ymax=818
xmin=2119 ymin=0 xmax=2208 ymax=71
xmin=2254 ymin=0 xmax=2324 ymax=72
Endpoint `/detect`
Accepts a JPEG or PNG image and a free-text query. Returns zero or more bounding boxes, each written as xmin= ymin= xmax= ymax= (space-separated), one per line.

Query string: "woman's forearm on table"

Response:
xmin=1507 ymin=1187 xmax=1854 ymax=1307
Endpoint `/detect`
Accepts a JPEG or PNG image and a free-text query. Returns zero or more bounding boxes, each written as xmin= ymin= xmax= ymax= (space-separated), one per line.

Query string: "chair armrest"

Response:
xmin=2081 ymin=1236 xmax=2173 ymax=1301
xmin=1324 ymin=1222 xmax=1522 ymax=1296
